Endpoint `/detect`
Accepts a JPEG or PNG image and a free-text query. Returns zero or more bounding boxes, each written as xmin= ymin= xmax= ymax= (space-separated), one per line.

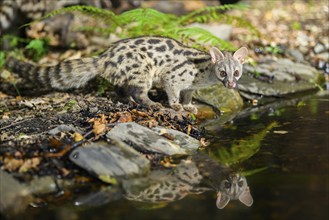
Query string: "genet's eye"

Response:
xmin=224 ymin=182 xmax=231 ymax=189
xmin=220 ymin=71 xmax=227 ymax=77
xmin=238 ymin=180 xmax=244 ymax=187
xmin=234 ymin=70 xmax=239 ymax=77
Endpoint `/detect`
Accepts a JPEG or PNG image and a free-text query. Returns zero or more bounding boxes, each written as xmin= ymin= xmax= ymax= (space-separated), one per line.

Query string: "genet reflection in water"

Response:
xmin=74 ymin=153 xmax=253 ymax=210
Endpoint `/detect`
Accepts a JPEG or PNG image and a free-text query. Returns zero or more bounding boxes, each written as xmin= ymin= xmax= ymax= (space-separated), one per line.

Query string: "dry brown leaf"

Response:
xmin=117 ymin=111 xmax=133 ymax=123
xmin=199 ymin=138 xmax=209 ymax=147
xmin=131 ymin=109 xmax=150 ymax=117
xmin=3 ymin=157 xmax=24 ymax=171
xmin=18 ymin=157 xmax=41 ymax=173
xmin=99 ymin=114 xmax=108 ymax=124
xmin=93 ymin=121 xmax=106 ymax=136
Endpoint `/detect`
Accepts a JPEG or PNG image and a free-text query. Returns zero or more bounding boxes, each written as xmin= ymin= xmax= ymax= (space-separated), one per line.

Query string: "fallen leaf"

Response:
xmin=3 ymin=157 xmax=24 ymax=171
xmin=131 ymin=109 xmax=150 ymax=117
xmin=117 ymin=111 xmax=132 ymax=123
xmin=199 ymin=138 xmax=209 ymax=147
xmin=19 ymin=157 xmax=41 ymax=173
xmin=93 ymin=121 xmax=106 ymax=136
xmin=73 ymin=132 xmax=83 ymax=142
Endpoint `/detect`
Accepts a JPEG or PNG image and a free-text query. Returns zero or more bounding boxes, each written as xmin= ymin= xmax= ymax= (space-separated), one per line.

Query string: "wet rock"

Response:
xmin=27 ymin=176 xmax=58 ymax=194
xmin=240 ymin=58 xmax=322 ymax=98
xmin=151 ymin=126 xmax=201 ymax=151
xmin=107 ymin=122 xmax=189 ymax=155
xmin=69 ymin=141 xmax=150 ymax=182
xmin=194 ymin=84 xmax=244 ymax=112
xmin=0 ymin=170 xmax=33 ymax=214
xmin=27 ymin=176 xmax=75 ymax=195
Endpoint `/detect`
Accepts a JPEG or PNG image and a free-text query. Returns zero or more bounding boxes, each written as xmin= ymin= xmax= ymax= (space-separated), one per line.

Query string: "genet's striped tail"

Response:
xmin=5 ymin=57 xmax=100 ymax=91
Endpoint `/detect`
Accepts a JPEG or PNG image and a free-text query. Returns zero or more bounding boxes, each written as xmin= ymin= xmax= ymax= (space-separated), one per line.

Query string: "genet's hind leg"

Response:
xmin=126 ymin=85 xmax=163 ymax=108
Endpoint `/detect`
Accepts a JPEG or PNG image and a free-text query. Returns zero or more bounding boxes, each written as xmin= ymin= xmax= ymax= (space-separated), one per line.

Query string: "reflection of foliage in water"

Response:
xmin=211 ymin=122 xmax=278 ymax=167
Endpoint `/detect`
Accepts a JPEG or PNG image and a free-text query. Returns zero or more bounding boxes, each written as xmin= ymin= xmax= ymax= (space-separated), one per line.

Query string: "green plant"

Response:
xmin=25 ymin=38 xmax=49 ymax=61
xmin=0 ymin=52 xmax=5 ymax=68
xmin=0 ymin=35 xmax=48 ymax=61
xmin=265 ymin=45 xmax=282 ymax=55
xmin=34 ymin=4 xmax=259 ymax=51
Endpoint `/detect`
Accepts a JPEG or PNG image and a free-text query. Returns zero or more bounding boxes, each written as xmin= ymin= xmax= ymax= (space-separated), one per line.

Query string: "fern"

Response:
xmin=178 ymin=4 xmax=248 ymax=24
xmin=27 ymin=4 xmax=257 ymax=51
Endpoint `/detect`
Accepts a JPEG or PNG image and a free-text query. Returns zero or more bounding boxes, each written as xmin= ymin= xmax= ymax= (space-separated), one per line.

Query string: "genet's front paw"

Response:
xmin=171 ymin=103 xmax=183 ymax=112
xmin=183 ymin=104 xmax=198 ymax=114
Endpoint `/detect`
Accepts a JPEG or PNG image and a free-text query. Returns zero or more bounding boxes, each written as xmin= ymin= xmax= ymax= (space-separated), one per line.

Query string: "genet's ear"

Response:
xmin=216 ymin=191 xmax=230 ymax=209
xmin=209 ymin=47 xmax=225 ymax=64
xmin=238 ymin=187 xmax=253 ymax=207
xmin=233 ymin=47 xmax=248 ymax=64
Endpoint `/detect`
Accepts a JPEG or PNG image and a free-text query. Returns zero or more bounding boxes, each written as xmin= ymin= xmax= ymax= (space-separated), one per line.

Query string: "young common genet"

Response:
xmin=5 ymin=36 xmax=248 ymax=113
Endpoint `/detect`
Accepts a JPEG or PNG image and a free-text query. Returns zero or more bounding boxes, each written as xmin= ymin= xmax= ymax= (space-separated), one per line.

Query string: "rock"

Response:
xmin=107 ymin=122 xmax=189 ymax=155
xmin=151 ymin=126 xmax=201 ymax=151
xmin=313 ymin=43 xmax=326 ymax=54
xmin=69 ymin=141 xmax=150 ymax=182
xmin=286 ymin=49 xmax=304 ymax=63
xmin=315 ymin=52 xmax=329 ymax=62
xmin=48 ymin=124 xmax=76 ymax=135
xmin=27 ymin=176 xmax=58 ymax=195
xmin=0 ymin=170 xmax=33 ymax=214
xmin=194 ymin=84 xmax=244 ymax=112
xmin=240 ymin=58 xmax=322 ymax=98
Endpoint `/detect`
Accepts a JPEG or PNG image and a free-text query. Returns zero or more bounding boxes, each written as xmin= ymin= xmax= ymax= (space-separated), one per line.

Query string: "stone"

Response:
xmin=239 ymin=58 xmax=322 ymax=98
xmin=286 ymin=49 xmax=304 ymax=63
xmin=151 ymin=126 xmax=201 ymax=151
xmin=48 ymin=124 xmax=76 ymax=135
xmin=313 ymin=43 xmax=326 ymax=54
xmin=107 ymin=122 xmax=189 ymax=155
xmin=0 ymin=170 xmax=33 ymax=214
xmin=194 ymin=84 xmax=244 ymax=112
xmin=69 ymin=141 xmax=150 ymax=182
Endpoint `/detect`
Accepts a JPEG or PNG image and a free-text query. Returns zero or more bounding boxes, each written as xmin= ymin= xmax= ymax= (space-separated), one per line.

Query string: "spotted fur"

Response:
xmin=5 ymin=36 xmax=248 ymax=113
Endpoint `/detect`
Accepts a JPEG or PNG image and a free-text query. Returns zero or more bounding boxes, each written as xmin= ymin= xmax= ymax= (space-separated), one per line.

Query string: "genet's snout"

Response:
xmin=226 ymin=81 xmax=236 ymax=89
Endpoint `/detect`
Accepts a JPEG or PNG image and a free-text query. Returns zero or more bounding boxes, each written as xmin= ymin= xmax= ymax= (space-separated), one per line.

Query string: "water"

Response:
xmin=3 ymin=92 xmax=329 ymax=220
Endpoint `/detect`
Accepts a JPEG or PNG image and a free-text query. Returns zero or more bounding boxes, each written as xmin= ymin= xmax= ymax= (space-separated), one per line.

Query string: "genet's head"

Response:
xmin=209 ymin=47 xmax=248 ymax=89
xmin=216 ymin=174 xmax=253 ymax=209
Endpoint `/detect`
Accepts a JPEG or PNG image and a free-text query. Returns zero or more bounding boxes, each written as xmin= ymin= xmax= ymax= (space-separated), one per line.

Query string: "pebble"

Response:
xmin=313 ymin=43 xmax=326 ymax=54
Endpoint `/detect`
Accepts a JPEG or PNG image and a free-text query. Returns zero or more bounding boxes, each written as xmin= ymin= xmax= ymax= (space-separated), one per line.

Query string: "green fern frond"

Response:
xmin=118 ymin=8 xmax=177 ymax=26
xmin=21 ymin=5 xmax=117 ymax=29
xmin=178 ymin=4 xmax=248 ymax=24
xmin=169 ymin=27 xmax=236 ymax=51
xmin=26 ymin=4 xmax=257 ymax=52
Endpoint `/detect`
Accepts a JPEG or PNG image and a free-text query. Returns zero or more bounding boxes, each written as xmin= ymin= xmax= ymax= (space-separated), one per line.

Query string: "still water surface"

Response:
xmin=8 ymin=92 xmax=329 ymax=220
